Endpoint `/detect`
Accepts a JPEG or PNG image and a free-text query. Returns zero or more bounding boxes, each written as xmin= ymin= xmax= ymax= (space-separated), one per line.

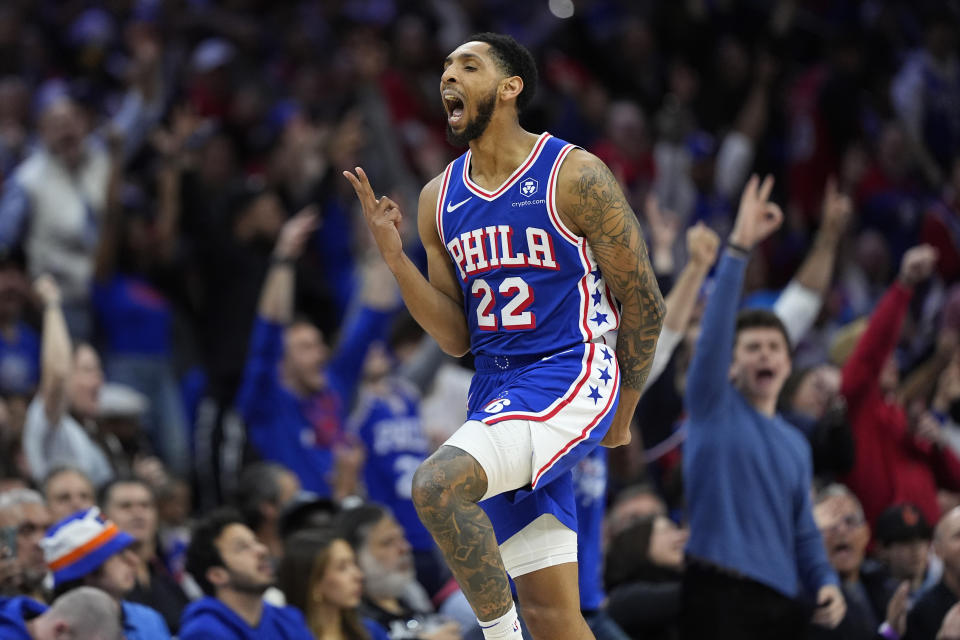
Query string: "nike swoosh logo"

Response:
xmin=446 ymin=197 xmax=472 ymax=212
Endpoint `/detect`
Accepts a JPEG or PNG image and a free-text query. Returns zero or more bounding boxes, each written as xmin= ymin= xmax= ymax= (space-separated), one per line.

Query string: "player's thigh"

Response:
xmin=514 ymin=562 xmax=593 ymax=640
xmin=441 ymin=418 xmax=535 ymax=500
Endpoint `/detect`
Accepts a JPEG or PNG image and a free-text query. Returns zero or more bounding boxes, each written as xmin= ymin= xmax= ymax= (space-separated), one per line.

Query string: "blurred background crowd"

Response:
xmin=0 ymin=0 xmax=959 ymax=638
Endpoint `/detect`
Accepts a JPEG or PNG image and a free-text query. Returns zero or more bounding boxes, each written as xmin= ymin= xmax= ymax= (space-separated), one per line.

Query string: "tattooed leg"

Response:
xmin=411 ymin=445 xmax=513 ymax=621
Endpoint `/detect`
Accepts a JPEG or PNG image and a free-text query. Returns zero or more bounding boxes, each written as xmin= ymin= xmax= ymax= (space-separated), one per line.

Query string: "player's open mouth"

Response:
xmin=443 ymin=90 xmax=465 ymax=125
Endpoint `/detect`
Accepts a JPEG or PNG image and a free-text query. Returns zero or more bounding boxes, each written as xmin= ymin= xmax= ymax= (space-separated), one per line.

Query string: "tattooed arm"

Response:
xmin=557 ymin=150 xmax=665 ymax=447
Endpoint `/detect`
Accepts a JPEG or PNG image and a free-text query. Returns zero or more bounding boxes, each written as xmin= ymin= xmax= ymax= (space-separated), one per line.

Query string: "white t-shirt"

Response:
xmin=22 ymin=396 xmax=113 ymax=487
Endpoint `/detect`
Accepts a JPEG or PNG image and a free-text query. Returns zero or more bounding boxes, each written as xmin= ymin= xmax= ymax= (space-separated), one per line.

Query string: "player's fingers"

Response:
xmin=758 ymin=174 xmax=775 ymax=203
xmin=342 ymin=171 xmax=369 ymax=204
xmin=379 ymin=196 xmax=400 ymax=212
xmin=347 ymin=167 xmax=378 ymax=209
xmin=383 ymin=209 xmax=402 ymax=225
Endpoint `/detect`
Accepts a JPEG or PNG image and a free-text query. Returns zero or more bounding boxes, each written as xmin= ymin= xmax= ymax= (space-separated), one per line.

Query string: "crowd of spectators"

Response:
xmin=0 ymin=0 xmax=959 ymax=638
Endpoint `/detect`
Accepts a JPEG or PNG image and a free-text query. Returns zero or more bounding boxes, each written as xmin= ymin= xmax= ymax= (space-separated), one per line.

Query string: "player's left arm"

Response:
xmin=556 ymin=149 xmax=665 ymax=447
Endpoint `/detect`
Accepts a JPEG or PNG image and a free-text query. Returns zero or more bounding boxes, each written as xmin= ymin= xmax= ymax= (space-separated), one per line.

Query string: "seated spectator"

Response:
xmin=778 ymin=364 xmax=855 ymax=480
xmin=875 ymin=504 xmax=939 ymax=596
xmin=907 ymin=507 xmax=960 ymax=640
xmin=348 ymin=324 xmax=449 ymax=596
xmin=181 ymin=508 xmax=313 ymax=640
xmin=279 ymin=495 xmax=340 ymax=541
xmin=841 ymin=245 xmax=960 ymax=528
xmin=605 ymin=484 xmax=668 ymax=542
xmin=603 ymin=515 xmax=687 ymax=640
xmin=236 ymin=462 xmax=301 ymax=560
xmin=155 ymin=476 xmax=193 ymax=587
xmin=101 ymin=477 xmax=189 ymax=633
xmin=0 ymin=585 xmax=123 ymax=640
xmin=337 ymin=503 xmax=462 ymax=640
xmin=236 ymin=209 xmax=395 ymax=498
xmin=22 ymin=276 xmax=113 ymax=487
xmin=810 ymin=484 xmax=901 ymax=639
xmin=278 ymin=529 xmax=389 ymax=640
xmin=41 ymin=507 xmax=170 ymax=638
xmin=42 ymin=466 xmax=95 ymax=522
xmin=0 ymin=489 xmax=52 ymax=601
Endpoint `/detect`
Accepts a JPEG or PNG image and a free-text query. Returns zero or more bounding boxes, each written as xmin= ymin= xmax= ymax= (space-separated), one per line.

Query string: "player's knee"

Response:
xmin=522 ymin=603 xmax=587 ymax=639
xmin=411 ymin=447 xmax=487 ymax=514
xmin=411 ymin=460 xmax=445 ymax=512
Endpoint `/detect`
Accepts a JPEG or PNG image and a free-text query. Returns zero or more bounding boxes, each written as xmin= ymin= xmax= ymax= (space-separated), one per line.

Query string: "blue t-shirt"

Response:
xmin=123 ymin=600 xmax=172 ymax=639
xmin=684 ymin=252 xmax=838 ymax=598
xmin=573 ymin=447 xmax=607 ymax=611
xmin=350 ymin=378 xmax=434 ymax=551
xmin=179 ymin=597 xmax=313 ymax=640
xmin=0 ymin=596 xmax=46 ymax=640
xmin=0 ymin=321 xmax=39 ymax=394
xmin=92 ymin=274 xmax=171 ymax=355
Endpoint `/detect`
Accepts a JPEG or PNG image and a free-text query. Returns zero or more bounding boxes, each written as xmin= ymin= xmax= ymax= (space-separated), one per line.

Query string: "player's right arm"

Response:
xmin=344 ymin=167 xmax=470 ymax=356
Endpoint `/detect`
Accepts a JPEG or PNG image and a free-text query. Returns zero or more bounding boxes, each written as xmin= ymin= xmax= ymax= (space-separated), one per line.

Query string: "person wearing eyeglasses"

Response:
xmin=811 ymin=484 xmax=905 ymax=640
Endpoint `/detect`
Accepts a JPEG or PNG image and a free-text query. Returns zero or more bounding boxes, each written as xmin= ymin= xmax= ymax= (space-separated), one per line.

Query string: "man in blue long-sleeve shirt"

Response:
xmin=236 ymin=208 xmax=396 ymax=498
xmin=681 ymin=175 xmax=845 ymax=639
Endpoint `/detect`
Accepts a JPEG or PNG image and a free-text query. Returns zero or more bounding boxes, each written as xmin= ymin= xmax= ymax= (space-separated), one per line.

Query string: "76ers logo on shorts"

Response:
xmin=519 ymin=177 xmax=538 ymax=197
xmin=483 ymin=397 xmax=512 ymax=413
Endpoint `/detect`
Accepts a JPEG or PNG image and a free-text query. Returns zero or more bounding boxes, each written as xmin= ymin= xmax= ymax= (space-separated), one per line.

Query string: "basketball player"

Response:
xmin=344 ymin=33 xmax=664 ymax=640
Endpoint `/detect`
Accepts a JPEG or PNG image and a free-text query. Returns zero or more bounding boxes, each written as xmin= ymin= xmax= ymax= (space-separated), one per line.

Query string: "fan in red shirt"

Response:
xmin=841 ymin=244 xmax=960 ymax=529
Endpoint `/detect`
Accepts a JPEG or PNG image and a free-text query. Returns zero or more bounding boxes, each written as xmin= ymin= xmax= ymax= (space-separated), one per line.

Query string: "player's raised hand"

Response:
xmin=729 ymin=174 xmax=784 ymax=250
xmin=343 ymin=167 xmax=404 ymax=266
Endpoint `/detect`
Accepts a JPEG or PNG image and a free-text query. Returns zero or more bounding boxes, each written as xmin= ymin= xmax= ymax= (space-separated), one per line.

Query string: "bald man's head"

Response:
xmin=935 ymin=507 xmax=960 ymax=582
xmin=29 ymin=587 xmax=123 ymax=640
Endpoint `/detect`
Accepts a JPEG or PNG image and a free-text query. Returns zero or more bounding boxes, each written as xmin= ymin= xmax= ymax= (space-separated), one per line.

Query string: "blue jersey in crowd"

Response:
xmin=92 ymin=274 xmax=171 ymax=355
xmin=179 ymin=597 xmax=313 ymax=640
xmin=0 ymin=321 xmax=39 ymax=394
xmin=437 ymin=132 xmax=620 ymax=359
xmin=0 ymin=596 xmax=45 ymax=639
xmin=349 ymin=377 xmax=434 ymax=551
xmin=237 ymin=307 xmax=391 ymax=496
xmin=573 ymin=446 xmax=608 ymax=611
xmin=123 ymin=600 xmax=172 ymax=639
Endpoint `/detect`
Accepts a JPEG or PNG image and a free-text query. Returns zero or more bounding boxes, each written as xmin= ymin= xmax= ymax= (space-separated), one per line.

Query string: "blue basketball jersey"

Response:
xmin=436 ymin=133 xmax=619 ymax=357
xmin=573 ymin=447 xmax=608 ymax=610
xmin=348 ymin=379 xmax=434 ymax=551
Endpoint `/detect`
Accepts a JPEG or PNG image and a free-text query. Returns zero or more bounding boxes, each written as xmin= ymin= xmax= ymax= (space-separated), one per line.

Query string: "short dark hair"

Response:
xmin=186 ymin=508 xmax=245 ymax=596
xmin=235 ymin=462 xmax=290 ymax=531
xmin=98 ymin=476 xmax=155 ymax=511
xmin=465 ymin=32 xmax=538 ymax=112
xmin=336 ymin=503 xmax=391 ymax=553
xmin=734 ymin=309 xmax=791 ymax=352
xmin=43 ymin=465 xmax=94 ymax=497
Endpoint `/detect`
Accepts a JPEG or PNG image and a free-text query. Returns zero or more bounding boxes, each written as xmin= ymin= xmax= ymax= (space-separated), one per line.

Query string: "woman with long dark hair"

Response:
xmin=279 ymin=529 xmax=388 ymax=640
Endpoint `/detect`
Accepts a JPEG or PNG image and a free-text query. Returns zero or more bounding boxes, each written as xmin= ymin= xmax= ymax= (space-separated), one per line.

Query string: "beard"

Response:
xmin=446 ymin=89 xmax=497 ymax=147
xmin=358 ymin=547 xmax=415 ymax=600
xmin=226 ymin=568 xmax=273 ymax=596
